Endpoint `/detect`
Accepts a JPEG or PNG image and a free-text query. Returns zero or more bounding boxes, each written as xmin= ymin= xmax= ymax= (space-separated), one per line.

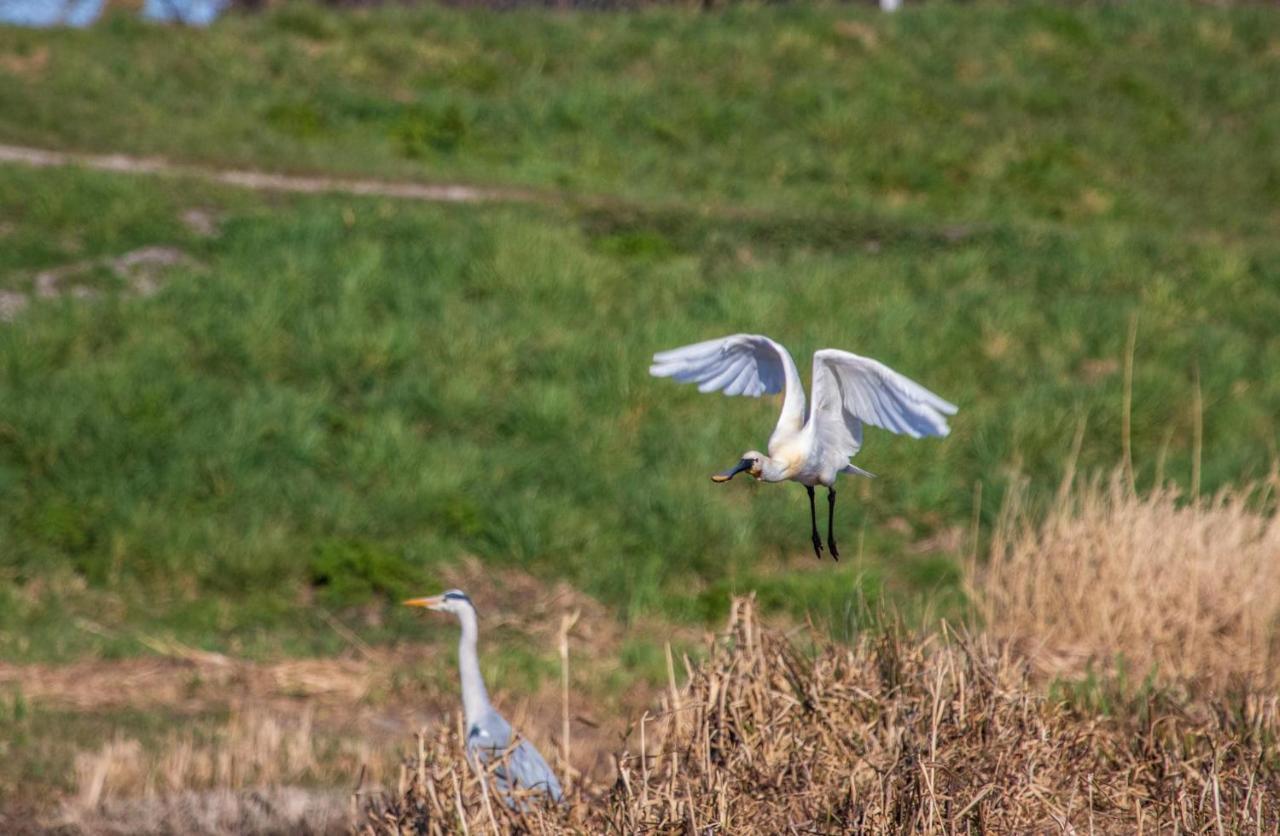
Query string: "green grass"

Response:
xmin=0 ymin=2 xmax=1278 ymax=663
xmin=1 ymin=2 xmax=1277 ymax=233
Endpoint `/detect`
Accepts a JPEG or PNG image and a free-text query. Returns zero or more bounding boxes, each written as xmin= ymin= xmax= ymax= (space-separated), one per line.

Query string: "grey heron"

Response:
xmin=651 ymin=334 xmax=956 ymax=559
xmin=404 ymin=590 xmax=564 ymax=806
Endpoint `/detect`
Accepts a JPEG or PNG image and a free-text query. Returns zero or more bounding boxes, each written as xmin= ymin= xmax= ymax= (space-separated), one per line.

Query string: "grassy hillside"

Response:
xmin=1 ymin=2 xmax=1278 ymax=232
xmin=0 ymin=2 xmax=1278 ymax=664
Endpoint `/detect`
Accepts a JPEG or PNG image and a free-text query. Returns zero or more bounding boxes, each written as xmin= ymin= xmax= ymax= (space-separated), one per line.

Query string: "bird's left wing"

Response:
xmin=809 ymin=350 xmax=956 ymax=470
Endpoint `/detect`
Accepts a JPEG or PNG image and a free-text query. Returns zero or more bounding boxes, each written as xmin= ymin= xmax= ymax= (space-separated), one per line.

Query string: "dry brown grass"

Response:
xmin=363 ymin=597 xmax=1280 ymax=834
xmin=57 ymin=786 xmax=350 ymax=836
xmin=972 ymin=469 xmax=1280 ymax=690
xmin=58 ymin=706 xmax=384 ymax=835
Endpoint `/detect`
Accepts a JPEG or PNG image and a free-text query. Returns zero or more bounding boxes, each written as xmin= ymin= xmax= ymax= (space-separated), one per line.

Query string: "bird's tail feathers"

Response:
xmin=842 ymin=463 xmax=877 ymax=479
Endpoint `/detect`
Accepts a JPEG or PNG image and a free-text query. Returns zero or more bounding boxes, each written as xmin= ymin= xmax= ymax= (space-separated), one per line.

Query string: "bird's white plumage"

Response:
xmin=807 ymin=348 xmax=956 ymax=479
xmin=650 ymin=334 xmax=806 ymax=445
xmin=650 ymin=334 xmax=789 ymax=397
xmin=650 ymin=334 xmax=955 ymax=486
xmin=811 ymin=349 xmax=956 ymax=438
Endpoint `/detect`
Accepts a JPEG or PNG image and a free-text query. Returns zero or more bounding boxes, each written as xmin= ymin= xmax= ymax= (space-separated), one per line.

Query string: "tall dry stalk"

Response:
xmin=1122 ymin=311 xmax=1139 ymax=494
xmin=556 ymin=608 xmax=579 ymax=792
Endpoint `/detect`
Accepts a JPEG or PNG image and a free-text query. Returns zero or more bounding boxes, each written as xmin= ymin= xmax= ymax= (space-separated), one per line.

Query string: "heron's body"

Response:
xmin=405 ymin=590 xmax=563 ymax=806
xmin=650 ymin=334 xmax=956 ymax=558
xmin=466 ymin=709 xmax=560 ymax=803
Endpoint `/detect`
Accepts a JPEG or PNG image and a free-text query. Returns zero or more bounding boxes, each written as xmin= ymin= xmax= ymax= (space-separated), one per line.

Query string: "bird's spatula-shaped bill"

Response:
xmin=712 ymin=458 xmax=753 ymax=483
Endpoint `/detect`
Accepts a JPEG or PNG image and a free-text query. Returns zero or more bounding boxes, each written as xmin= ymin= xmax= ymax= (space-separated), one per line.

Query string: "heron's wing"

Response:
xmin=650 ymin=334 xmax=806 ymax=437
xmin=505 ymin=739 xmax=564 ymax=802
xmin=467 ymin=713 xmax=513 ymax=762
xmin=809 ymin=349 xmax=956 ymax=470
xmin=468 ymin=715 xmax=562 ymax=805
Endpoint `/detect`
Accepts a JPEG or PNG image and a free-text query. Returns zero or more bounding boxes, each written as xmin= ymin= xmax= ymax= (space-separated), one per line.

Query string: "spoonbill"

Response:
xmin=650 ymin=334 xmax=956 ymax=559
xmin=404 ymin=590 xmax=564 ymax=806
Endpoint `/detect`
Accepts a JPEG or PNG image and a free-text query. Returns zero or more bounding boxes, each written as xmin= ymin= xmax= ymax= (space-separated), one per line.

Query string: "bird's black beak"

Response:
xmin=712 ymin=458 xmax=753 ymax=483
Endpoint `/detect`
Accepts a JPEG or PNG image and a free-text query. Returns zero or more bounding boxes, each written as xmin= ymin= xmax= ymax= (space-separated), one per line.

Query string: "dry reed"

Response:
xmin=973 ymin=469 xmax=1280 ymax=690
xmin=363 ymin=596 xmax=1280 ymax=834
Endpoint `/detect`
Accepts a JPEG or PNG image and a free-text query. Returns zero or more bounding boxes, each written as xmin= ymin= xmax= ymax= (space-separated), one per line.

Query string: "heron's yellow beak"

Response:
xmin=403 ymin=595 xmax=445 ymax=610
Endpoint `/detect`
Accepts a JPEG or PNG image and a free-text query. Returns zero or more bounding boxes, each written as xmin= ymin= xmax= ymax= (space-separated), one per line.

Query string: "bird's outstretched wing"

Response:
xmin=650 ymin=334 xmax=806 ymax=439
xmin=809 ymin=349 xmax=956 ymax=472
xmin=650 ymin=334 xmax=793 ymax=397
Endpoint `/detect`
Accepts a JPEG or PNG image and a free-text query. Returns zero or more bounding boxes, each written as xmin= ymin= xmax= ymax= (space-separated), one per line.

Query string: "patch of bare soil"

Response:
xmin=438 ymin=556 xmax=625 ymax=651
xmin=179 ymin=208 xmax=221 ymax=238
xmin=0 ymin=245 xmax=202 ymax=322
xmin=1 ymin=649 xmax=402 ymax=714
xmin=60 ymin=787 xmax=352 ymax=836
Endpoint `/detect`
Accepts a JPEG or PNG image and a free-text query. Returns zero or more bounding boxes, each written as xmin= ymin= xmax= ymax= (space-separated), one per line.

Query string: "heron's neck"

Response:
xmin=456 ymin=608 xmax=492 ymax=727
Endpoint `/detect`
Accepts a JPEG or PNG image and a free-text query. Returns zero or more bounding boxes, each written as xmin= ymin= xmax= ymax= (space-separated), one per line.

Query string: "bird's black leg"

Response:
xmin=827 ymin=488 xmax=839 ymax=561
xmin=807 ymin=485 xmax=823 ymax=559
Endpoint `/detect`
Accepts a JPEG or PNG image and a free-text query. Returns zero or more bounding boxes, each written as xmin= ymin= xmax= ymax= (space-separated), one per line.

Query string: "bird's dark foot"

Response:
xmin=811 ymin=533 xmax=824 ymax=559
xmin=828 ymin=538 xmax=840 ymax=561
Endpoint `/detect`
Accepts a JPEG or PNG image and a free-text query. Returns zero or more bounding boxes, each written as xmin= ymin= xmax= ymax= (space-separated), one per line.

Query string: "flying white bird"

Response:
xmin=404 ymin=590 xmax=564 ymax=807
xmin=650 ymin=334 xmax=956 ymax=559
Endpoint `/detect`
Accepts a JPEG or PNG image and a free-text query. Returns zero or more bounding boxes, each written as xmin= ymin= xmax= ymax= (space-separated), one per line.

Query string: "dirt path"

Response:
xmin=0 ymin=142 xmax=547 ymax=205
xmin=0 ymin=646 xmax=419 ymax=713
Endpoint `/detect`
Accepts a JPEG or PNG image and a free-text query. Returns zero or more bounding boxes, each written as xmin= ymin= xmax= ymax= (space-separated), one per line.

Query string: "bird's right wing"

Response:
xmin=650 ymin=334 xmax=791 ymax=396
xmin=650 ymin=334 xmax=806 ymax=437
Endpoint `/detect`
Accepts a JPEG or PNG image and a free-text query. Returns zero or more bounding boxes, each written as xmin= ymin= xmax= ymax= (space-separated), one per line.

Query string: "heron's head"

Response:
xmin=712 ymin=451 xmax=765 ymax=483
xmin=403 ymin=589 xmax=475 ymax=616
